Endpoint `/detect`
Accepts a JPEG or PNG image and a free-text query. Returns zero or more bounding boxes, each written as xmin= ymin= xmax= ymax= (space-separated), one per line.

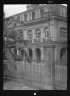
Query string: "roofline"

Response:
xmin=5 ymin=4 xmax=67 ymax=19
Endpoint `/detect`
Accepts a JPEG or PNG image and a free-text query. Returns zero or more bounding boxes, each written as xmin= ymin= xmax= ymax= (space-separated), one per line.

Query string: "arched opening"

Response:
xmin=60 ymin=48 xmax=66 ymax=59
xmin=35 ymin=29 xmax=41 ymax=38
xmin=27 ymin=30 xmax=32 ymax=40
xmin=13 ymin=48 xmax=22 ymax=61
xmin=20 ymin=48 xmax=28 ymax=61
xmin=28 ymin=48 xmax=33 ymax=60
xmin=44 ymin=27 xmax=50 ymax=37
xmin=35 ymin=48 xmax=41 ymax=62
xmin=60 ymin=27 xmax=67 ymax=37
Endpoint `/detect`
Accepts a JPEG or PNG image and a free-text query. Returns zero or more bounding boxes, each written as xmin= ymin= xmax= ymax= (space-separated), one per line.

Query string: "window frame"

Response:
xmin=44 ymin=27 xmax=49 ymax=37
xmin=27 ymin=12 xmax=32 ymax=21
xmin=27 ymin=30 xmax=32 ymax=40
xmin=35 ymin=9 xmax=41 ymax=19
xmin=60 ymin=27 xmax=67 ymax=37
xmin=20 ymin=14 xmax=25 ymax=21
xmin=35 ymin=29 xmax=41 ymax=38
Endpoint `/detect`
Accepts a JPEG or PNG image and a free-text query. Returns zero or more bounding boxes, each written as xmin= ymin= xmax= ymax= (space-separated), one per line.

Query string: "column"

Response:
xmin=32 ymin=47 xmax=36 ymax=61
xmin=40 ymin=27 xmax=44 ymax=42
xmin=16 ymin=46 xmax=19 ymax=55
xmin=24 ymin=30 xmax=27 ymax=40
xmin=32 ymin=29 xmax=35 ymax=43
xmin=43 ymin=45 xmax=55 ymax=90
xmin=40 ymin=47 xmax=44 ymax=60
xmin=55 ymin=45 xmax=60 ymax=61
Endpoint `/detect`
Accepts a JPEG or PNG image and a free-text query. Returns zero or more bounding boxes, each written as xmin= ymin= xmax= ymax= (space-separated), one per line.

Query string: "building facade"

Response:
xmin=4 ymin=4 xmax=67 ymax=90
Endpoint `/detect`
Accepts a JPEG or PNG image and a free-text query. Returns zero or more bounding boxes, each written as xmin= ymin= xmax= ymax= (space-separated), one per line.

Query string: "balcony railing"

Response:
xmin=28 ymin=39 xmax=32 ymax=43
xmin=34 ymin=39 xmax=41 ymax=43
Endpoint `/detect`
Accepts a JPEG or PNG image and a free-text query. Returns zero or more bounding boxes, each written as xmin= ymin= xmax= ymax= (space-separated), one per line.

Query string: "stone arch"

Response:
xmin=20 ymin=48 xmax=28 ymax=60
xmin=35 ymin=48 xmax=41 ymax=62
xmin=60 ymin=27 xmax=67 ymax=31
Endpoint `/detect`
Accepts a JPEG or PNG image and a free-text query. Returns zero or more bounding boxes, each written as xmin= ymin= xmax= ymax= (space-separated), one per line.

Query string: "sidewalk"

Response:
xmin=3 ymin=80 xmax=37 ymax=90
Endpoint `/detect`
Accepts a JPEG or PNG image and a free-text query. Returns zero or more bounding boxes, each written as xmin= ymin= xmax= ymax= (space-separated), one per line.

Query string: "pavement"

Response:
xmin=3 ymin=79 xmax=37 ymax=90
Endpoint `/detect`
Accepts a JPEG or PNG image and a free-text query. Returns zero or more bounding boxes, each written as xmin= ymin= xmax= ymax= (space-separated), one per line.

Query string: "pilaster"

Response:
xmin=32 ymin=47 xmax=36 ymax=60
xmin=40 ymin=47 xmax=44 ymax=60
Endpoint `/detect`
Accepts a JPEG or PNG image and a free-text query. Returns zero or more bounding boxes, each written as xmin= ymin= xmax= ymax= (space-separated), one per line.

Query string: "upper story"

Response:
xmin=4 ymin=4 xmax=67 ymax=44
xmin=5 ymin=4 xmax=67 ymax=24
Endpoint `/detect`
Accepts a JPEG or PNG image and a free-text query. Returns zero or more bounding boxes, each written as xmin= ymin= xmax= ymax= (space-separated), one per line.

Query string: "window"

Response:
xmin=20 ymin=14 xmax=25 ymax=21
xmin=27 ymin=12 xmax=32 ymax=21
xmin=27 ymin=30 xmax=32 ymax=39
xmin=44 ymin=6 xmax=49 ymax=12
xmin=44 ymin=27 xmax=50 ymax=37
xmin=60 ymin=7 xmax=66 ymax=17
xmin=35 ymin=9 xmax=41 ymax=19
xmin=63 ymin=8 xmax=66 ymax=17
xmin=35 ymin=29 xmax=41 ymax=38
xmin=60 ymin=27 xmax=67 ymax=37
xmin=14 ymin=15 xmax=17 ymax=19
xmin=32 ymin=11 xmax=35 ymax=19
xmin=60 ymin=7 xmax=63 ymax=16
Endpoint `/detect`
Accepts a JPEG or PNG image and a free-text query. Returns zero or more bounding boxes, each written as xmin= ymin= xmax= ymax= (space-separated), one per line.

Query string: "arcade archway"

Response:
xmin=60 ymin=48 xmax=67 ymax=59
xmin=35 ymin=48 xmax=41 ymax=62
xmin=60 ymin=48 xmax=67 ymax=64
xmin=28 ymin=48 xmax=33 ymax=59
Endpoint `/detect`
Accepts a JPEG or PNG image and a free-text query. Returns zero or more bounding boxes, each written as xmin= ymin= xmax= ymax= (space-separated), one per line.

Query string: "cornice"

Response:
xmin=14 ymin=15 xmax=67 ymax=31
xmin=52 ymin=15 xmax=67 ymax=23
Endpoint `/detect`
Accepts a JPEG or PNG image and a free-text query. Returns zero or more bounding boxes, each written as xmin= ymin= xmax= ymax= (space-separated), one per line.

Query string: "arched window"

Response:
xmin=35 ymin=29 xmax=41 ymax=38
xmin=27 ymin=30 xmax=32 ymax=40
xmin=44 ymin=27 xmax=49 ymax=37
xmin=35 ymin=48 xmax=41 ymax=62
xmin=60 ymin=27 xmax=67 ymax=37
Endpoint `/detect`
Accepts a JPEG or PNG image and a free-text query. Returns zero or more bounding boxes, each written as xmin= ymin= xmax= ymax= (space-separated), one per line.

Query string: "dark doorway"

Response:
xmin=28 ymin=48 xmax=33 ymax=60
xmin=60 ymin=48 xmax=66 ymax=60
xmin=36 ymin=48 xmax=41 ymax=62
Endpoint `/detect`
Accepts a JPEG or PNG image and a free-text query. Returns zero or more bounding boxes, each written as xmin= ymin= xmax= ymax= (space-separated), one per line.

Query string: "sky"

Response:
xmin=4 ymin=4 xmax=27 ymax=18
xmin=4 ymin=4 xmax=67 ymax=18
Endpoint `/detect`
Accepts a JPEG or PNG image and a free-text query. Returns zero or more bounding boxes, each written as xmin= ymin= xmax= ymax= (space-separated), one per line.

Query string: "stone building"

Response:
xmin=4 ymin=4 xmax=67 ymax=90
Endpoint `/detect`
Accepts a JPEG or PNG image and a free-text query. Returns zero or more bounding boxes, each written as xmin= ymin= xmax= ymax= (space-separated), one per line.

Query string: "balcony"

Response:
xmin=27 ymin=40 xmax=32 ymax=43
xmin=34 ymin=39 xmax=41 ymax=43
xmin=43 ymin=38 xmax=48 ymax=42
